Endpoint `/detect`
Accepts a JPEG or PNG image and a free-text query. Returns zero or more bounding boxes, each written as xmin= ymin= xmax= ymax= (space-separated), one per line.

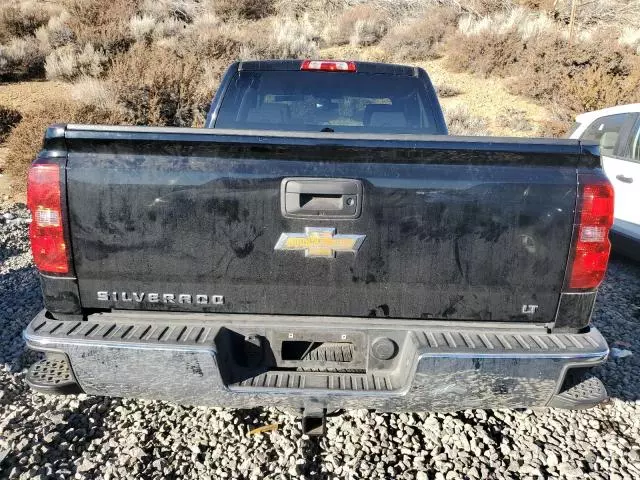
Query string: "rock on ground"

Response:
xmin=1 ymin=205 xmax=639 ymax=479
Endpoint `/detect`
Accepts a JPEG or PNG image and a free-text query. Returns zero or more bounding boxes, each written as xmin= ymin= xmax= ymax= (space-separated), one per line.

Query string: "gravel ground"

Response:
xmin=1 ymin=204 xmax=639 ymax=480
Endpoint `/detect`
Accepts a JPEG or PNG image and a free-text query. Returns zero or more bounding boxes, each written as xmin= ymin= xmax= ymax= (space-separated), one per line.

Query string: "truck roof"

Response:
xmin=238 ymin=59 xmax=418 ymax=76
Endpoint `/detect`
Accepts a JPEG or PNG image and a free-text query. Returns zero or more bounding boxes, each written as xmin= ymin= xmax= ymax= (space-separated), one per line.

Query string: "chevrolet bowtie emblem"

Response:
xmin=274 ymin=228 xmax=366 ymax=258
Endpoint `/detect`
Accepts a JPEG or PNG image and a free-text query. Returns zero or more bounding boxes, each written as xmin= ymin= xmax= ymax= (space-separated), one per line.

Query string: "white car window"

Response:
xmin=580 ymin=113 xmax=630 ymax=157
xmin=630 ymin=121 xmax=640 ymax=162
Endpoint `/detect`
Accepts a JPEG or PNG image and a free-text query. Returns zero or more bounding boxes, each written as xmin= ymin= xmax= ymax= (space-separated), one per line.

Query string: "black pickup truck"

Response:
xmin=25 ymin=60 xmax=613 ymax=435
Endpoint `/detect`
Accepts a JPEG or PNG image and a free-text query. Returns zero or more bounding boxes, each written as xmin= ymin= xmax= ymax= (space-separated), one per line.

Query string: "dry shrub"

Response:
xmin=240 ymin=17 xmax=319 ymax=59
xmin=326 ymin=5 xmax=388 ymax=46
xmin=63 ymin=0 xmax=139 ymax=54
xmin=106 ymin=44 xmax=221 ymax=127
xmin=447 ymin=29 xmax=524 ymax=77
xmin=536 ymin=99 xmax=579 ymax=137
xmin=444 ymin=105 xmax=490 ymax=135
xmin=436 ymin=84 xmax=462 ymax=98
xmin=151 ymin=17 xmax=187 ymax=41
xmin=176 ymin=23 xmax=243 ymax=62
xmin=457 ymin=8 xmax=555 ymax=41
xmin=450 ymin=17 xmax=640 ymax=119
xmin=44 ymin=44 xmax=106 ymax=81
xmin=273 ymin=0 xmax=346 ymax=18
xmin=450 ymin=0 xmax=516 ymax=16
xmin=214 ymin=0 xmax=275 ymax=20
xmin=510 ymin=31 xmax=640 ymax=113
xmin=554 ymin=0 xmax=640 ymax=28
xmin=0 ymin=1 xmax=51 ymax=41
xmin=496 ymin=107 xmax=532 ymax=133
xmin=557 ymin=64 xmax=640 ymax=114
xmin=525 ymin=30 xmax=635 ymax=78
xmin=620 ymin=27 xmax=640 ymax=54
xmin=62 ymin=0 xmax=138 ymax=25
xmin=4 ymin=98 xmax=124 ymax=186
xmin=0 ymin=106 xmax=22 ymax=143
xmin=4 ymin=100 xmax=72 ymax=181
xmin=116 ymin=13 xmax=246 ymax=124
xmin=351 ymin=17 xmax=388 ymax=47
xmin=237 ymin=19 xmax=277 ymax=59
xmin=35 ymin=12 xmax=76 ymax=49
xmin=380 ymin=8 xmax=458 ymax=61
xmin=130 ymin=14 xmax=189 ymax=44
xmin=517 ymin=0 xmax=557 ymax=11
xmin=129 ymin=14 xmax=158 ymax=43
xmin=72 ymin=77 xmax=121 ymax=113
xmin=139 ymin=0 xmax=203 ymax=23
xmin=537 ymin=119 xmax=571 ymax=137
xmin=0 ymin=37 xmax=47 ymax=81
xmin=272 ymin=16 xmax=319 ymax=58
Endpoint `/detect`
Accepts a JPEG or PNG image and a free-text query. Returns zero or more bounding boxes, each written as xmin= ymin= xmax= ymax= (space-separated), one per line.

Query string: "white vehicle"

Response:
xmin=569 ymin=104 xmax=640 ymax=261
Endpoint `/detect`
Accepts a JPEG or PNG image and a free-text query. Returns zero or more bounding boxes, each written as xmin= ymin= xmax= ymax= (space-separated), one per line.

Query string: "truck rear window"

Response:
xmin=214 ymin=71 xmax=439 ymax=134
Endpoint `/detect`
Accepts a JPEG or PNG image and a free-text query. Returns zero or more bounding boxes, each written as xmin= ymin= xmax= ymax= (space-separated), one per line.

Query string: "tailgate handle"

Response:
xmin=281 ymin=178 xmax=362 ymax=218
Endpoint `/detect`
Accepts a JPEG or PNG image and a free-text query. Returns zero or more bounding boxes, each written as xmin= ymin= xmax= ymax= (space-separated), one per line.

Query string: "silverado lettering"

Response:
xmin=23 ymin=60 xmax=613 ymax=436
xmin=96 ymin=292 xmax=225 ymax=305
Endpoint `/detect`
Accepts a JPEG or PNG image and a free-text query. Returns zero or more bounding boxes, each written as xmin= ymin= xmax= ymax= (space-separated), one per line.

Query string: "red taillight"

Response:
xmin=27 ymin=163 xmax=69 ymax=274
xmin=300 ymin=60 xmax=356 ymax=72
xmin=568 ymin=175 xmax=614 ymax=290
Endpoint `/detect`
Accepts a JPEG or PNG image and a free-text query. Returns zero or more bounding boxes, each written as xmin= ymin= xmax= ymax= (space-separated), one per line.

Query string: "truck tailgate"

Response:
xmin=64 ymin=127 xmax=586 ymax=324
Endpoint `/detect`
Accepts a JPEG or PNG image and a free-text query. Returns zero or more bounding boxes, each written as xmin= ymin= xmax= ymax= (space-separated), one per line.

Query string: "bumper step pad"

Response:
xmin=26 ymin=353 xmax=83 ymax=395
xmin=549 ymin=370 xmax=607 ymax=409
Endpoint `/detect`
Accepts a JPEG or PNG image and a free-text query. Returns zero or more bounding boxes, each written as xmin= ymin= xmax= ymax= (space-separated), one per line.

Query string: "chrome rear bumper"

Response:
xmin=25 ymin=310 xmax=609 ymax=412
